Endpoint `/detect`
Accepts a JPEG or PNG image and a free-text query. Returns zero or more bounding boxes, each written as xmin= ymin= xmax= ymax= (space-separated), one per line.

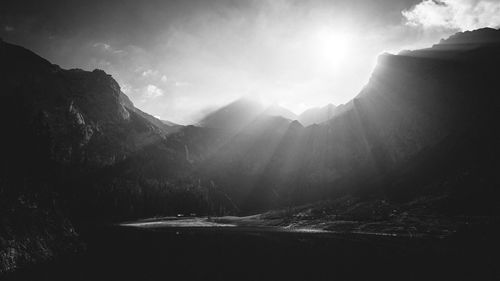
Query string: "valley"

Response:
xmin=1 ymin=28 xmax=500 ymax=278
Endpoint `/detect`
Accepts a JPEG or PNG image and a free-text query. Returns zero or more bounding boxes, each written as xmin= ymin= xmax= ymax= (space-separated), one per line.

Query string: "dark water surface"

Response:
xmin=6 ymin=220 xmax=500 ymax=281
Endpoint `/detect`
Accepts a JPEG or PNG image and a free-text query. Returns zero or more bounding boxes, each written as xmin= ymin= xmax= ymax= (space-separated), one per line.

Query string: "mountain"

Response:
xmin=119 ymin=93 xmax=183 ymax=135
xmin=272 ymin=29 xmax=500 ymax=231
xmin=198 ymin=97 xmax=298 ymax=133
xmin=3 ymin=27 xmax=500 ymax=215
xmin=437 ymin=27 xmax=500 ymax=47
xmin=0 ymin=39 xmax=195 ymax=273
xmin=198 ymin=97 xmax=264 ymax=131
xmin=178 ymin=28 xmax=500 ymax=212
xmin=2 ymin=28 xmax=500 ymax=273
xmin=0 ymin=39 xmax=177 ymax=168
xmin=298 ymin=103 xmax=337 ymax=126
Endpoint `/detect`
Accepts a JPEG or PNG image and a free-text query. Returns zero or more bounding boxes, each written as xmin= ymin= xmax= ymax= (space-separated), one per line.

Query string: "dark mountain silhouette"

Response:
xmin=0 ymin=39 xmax=193 ymax=273
xmin=0 ymin=39 xmax=184 ymax=168
xmin=437 ymin=27 xmax=500 ymax=47
xmin=176 ymin=28 xmax=500 ymax=212
xmin=1 ymin=28 xmax=500 ymax=273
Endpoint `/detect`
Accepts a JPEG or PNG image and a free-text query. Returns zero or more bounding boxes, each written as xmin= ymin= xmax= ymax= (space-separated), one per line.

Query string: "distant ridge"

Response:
xmin=1 ymin=27 xmax=500 ymax=273
xmin=437 ymin=27 xmax=500 ymax=46
xmin=198 ymin=97 xmax=300 ymax=132
xmin=297 ymin=103 xmax=337 ymax=126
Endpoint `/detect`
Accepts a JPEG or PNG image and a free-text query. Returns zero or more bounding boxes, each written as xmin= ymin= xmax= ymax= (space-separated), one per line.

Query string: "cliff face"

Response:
xmin=0 ymin=40 xmax=171 ymax=168
xmin=346 ymin=28 xmax=499 ymax=166
xmin=0 ymin=40 xmax=175 ymax=274
xmin=1 ymin=28 xmax=500 ymax=273
xmin=178 ymin=28 xmax=500 ymax=211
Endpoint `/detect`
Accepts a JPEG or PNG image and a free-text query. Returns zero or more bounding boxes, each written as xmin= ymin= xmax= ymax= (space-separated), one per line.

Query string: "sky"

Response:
xmin=1 ymin=0 xmax=500 ymax=124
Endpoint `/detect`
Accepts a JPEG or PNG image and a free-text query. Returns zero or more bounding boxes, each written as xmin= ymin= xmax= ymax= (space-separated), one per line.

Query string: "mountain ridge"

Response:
xmin=1 ymin=28 xmax=500 ymax=273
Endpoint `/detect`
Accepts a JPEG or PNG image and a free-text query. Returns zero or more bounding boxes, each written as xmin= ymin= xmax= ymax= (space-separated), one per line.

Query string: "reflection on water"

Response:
xmin=120 ymin=218 xmax=236 ymax=228
xmin=6 ymin=219 xmax=499 ymax=281
xmin=120 ymin=217 xmax=332 ymax=233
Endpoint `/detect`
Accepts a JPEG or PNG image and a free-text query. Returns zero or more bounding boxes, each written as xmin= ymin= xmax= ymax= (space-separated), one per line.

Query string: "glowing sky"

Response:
xmin=2 ymin=0 xmax=499 ymax=124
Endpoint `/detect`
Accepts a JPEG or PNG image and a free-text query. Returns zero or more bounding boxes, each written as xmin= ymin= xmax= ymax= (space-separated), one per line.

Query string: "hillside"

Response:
xmin=0 ymin=39 xmax=189 ymax=273
xmin=175 ymin=28 xmax=500 ymax=213
xmin=1 ymin=28 xmax=500 ymax=274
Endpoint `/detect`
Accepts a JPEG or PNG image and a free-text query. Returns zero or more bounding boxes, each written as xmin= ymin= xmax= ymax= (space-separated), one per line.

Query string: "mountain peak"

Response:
xmin=199 ymin=97 xmax=301 ymax=131
xmin=297 ymin=103 xmax=338 ymax=126
xmin=198 ymin=97 xmax=264 ymax=131
xmin=438 ymin=28 xmax=500 ymax=46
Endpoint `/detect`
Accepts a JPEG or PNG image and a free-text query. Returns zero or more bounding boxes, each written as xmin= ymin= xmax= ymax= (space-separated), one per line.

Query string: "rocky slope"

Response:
xmin=0 ymin=39 xmax=179 ymax=168
xmin=176 ymin=28 xmax=500 ymax=213
xmin=1 ymin=27 xmax=500 ymax=273
xmin=0 ymin=39 xmax=182 ymax=273
xmin=95 ymin=27 xmax=500 ymax=215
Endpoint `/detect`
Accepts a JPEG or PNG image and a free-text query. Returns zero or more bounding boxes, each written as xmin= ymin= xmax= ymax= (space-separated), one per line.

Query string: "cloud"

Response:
xmin=403 ymin=0 xmax=500 ymax=31
xmin=4 ymin=25 xmax=14 ymax=32
xmin=144 ymin=84 xmax=164 ymax=99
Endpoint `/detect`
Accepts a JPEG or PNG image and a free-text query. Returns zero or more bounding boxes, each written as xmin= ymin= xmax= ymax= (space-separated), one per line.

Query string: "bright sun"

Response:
xmin=255 ymin=26 xmax=358 ymax=114
xmin=312 ymin=27 xmax=352 ymax=67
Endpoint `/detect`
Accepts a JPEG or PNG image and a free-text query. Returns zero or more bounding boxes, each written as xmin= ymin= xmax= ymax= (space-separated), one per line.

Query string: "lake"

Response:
xmin=7 ymin=217 xmax=499 ymax=281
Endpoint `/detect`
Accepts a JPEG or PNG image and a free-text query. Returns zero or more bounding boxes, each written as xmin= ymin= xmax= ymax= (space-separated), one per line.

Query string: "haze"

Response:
xmin=2 ymin=0 xmax=500 ymax=124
